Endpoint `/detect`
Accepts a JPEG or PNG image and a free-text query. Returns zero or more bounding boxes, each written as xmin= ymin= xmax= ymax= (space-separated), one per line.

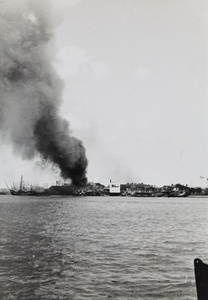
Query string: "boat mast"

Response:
xmin=20 ymin=175 xmax=23 ymax=192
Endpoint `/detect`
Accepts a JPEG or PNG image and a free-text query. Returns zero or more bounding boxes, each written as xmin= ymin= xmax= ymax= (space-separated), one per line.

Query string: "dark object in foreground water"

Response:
xmin=194 ymin=258 xmax=208 ymax=300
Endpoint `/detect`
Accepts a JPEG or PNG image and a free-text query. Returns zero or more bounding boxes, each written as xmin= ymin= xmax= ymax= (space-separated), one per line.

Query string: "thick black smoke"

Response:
xmin=0 ymin=0 xmax=88 ymax=186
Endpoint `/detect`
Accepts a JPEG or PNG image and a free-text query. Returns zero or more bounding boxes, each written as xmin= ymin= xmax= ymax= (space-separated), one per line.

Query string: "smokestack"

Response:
xmin=0 ymin=0 xmax=88 ymax=186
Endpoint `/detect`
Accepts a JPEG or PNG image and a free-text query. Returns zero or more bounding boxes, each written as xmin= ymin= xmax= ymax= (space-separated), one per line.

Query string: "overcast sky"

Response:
xmin=0 ymin=0 xmax=208 ymax=188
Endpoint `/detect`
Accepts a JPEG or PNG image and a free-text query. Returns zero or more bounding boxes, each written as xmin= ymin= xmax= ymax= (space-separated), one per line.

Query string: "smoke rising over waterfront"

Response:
xmin=0 ymin=0 xmax=88 ymax=186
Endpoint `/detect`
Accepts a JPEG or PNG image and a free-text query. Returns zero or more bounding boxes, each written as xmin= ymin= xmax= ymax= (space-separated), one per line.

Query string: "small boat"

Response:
xmin=177 ymin=191 xmax=189 ymax=197
xmin=166 ymin=190 xmax=189 ymax=197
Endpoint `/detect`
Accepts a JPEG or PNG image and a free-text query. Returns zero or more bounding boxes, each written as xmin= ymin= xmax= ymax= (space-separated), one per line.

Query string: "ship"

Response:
xmin=9 ymin=175 xmax=47 ymax=196
xmin=109 ymin=181 xmax=121 ymax=196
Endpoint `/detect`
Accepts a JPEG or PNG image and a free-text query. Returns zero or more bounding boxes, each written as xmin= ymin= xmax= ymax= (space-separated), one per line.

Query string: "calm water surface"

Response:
xmin=0 ymin=195 xmax=208 ymax=299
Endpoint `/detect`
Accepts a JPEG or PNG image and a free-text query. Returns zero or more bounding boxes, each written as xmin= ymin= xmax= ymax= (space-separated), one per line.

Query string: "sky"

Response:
xmin=0 ymin=0 xmax=208 ymax=188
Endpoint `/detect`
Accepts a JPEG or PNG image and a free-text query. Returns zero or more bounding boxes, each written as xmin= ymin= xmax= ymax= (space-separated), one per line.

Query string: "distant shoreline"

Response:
xmin=188 ymin=194 xmax=208 ymax=198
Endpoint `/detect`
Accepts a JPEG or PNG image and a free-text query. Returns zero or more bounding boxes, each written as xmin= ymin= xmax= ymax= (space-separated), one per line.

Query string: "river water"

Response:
xmin=0 ymin=195 xmax=208 ymax=299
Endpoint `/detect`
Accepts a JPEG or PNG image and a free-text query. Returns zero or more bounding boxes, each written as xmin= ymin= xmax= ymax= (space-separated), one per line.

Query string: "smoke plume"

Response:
xmin=0 ymin=0 xmax=88 ymax=186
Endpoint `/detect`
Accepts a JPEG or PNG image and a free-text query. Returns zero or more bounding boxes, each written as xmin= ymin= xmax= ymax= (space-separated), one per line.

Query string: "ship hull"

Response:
xmin=10 ymin=190 xmax=46 ymax=196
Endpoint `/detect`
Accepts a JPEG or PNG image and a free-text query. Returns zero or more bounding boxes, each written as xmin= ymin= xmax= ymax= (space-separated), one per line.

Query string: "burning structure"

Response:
xmin=0 ymin=0 xmax=88 ymax=186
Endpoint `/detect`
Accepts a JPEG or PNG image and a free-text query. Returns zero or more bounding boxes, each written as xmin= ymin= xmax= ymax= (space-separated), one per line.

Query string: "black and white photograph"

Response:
xmin=0 ymin=0 xmax=208 ymax=299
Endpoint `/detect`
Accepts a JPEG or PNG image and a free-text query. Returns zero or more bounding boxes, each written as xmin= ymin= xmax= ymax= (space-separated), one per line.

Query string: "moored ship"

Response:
xmin=109 ymin=181 xmax=121 ymax=196
xmin=9 ymin=175 xmax=46 ymax=196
